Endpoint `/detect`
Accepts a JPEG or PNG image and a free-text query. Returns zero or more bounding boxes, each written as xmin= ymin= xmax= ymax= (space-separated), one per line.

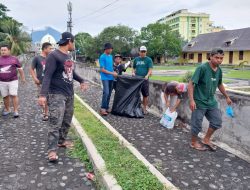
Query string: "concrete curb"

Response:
xmin=74 ymin=94 xmax=178 ymax=190
xmin=72 ymin=116 xmax=122 ymax=190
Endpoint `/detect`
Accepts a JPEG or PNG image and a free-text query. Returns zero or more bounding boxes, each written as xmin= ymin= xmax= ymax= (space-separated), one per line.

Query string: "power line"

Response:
xmin=74 ymin=0 xmax=119 ymax=22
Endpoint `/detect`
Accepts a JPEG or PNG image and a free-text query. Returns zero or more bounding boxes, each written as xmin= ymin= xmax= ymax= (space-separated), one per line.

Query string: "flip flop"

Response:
xmin=202 ymin=142 xmax=217 ymax=151
xmin=190 ymin=143 xmax=208 ymax=151
xmin=42 ymin=115 xmax=49 ymax=121
xmin=58 ymin=140 xmax=74 ymax=149
xmin=48 ymin=151 xmax=58 ymax=162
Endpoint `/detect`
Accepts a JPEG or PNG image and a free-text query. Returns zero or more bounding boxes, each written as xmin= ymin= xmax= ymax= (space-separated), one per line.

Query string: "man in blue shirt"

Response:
xmin=99 ymin=43 xmax=117 ymax=116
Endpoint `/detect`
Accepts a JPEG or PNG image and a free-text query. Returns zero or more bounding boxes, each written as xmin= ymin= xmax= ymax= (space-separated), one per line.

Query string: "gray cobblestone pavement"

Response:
xmin=76 ymin=84 xmax=250 ymax=190
xmin=0 ymin=63 xmax=95 ymax=190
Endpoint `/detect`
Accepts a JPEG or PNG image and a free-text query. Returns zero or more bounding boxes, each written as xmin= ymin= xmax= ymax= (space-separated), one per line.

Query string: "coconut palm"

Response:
xmin=0 ymin=19 xmax=31 ymax=55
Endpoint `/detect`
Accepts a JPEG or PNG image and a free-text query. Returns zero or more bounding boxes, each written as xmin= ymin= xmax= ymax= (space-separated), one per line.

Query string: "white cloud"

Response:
xmin=2 ymin=0 xmax=250 ymax=35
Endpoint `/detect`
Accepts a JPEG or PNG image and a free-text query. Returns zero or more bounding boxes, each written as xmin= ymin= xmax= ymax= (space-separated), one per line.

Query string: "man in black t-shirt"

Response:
xmin=113 ymin=54 xmax=126 ymax=90
xmin=30 ymin=42 xmax=52 ymax=121
xmin=38 ymin=32 xmax=88 ymax=162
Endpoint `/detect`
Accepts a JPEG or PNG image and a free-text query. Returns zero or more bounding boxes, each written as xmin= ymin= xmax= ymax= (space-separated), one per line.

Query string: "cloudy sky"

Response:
xmin=2 ymin=0 xmax=250 ymax=36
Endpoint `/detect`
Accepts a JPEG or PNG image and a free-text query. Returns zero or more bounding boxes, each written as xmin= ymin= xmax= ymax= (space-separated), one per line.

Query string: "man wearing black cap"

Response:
xmin=188 ymin=48 xmax=232 ymax=151
xmin=38 ymin=32 xmax=88 ymax=161
xmin=99 ymin=43 xmax=117 ymax=116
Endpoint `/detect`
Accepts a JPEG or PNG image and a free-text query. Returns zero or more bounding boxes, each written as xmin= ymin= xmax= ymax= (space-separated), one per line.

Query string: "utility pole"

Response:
xmin=67 ymin=1 xmax=72 ymax=33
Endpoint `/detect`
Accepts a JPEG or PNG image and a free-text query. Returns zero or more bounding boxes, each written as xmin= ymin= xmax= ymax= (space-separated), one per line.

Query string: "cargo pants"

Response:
xmin=47 ymin=94 xmax=74 ymax=153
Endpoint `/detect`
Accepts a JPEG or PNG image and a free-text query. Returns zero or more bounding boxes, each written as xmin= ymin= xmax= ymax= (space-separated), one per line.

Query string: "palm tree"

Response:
xmin=0 ymin=19 xmax=31 ymax=55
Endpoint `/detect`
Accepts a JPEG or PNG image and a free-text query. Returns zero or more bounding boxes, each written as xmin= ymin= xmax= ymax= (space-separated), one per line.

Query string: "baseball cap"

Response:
xmin=57 ymin=32 xmax=74 ymax=45
xmin=177 ymin=83 xmax=187 ymax=93
xmin=104 ymin=43 xmax=113 ymax=50
xmin=140 ymin=46 xmax=147 ymax=51
xmin=114 ymin=54 xmax=122 ymax=58
xmin=210 ymin=48 xmax=224 ymax=56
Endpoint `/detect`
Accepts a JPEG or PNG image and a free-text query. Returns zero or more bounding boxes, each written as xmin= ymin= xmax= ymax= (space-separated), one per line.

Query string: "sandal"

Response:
xmin=201 ymin=141 xmax=217 ymax=151
xmin=48 ymin=151 xmax=58 ymax=162
xmin=42 ymin=115 xmax=49 ymax=121
xmin=58 ymin=140 xmax=74 ymax=149
xmin=190 ymin=143 xmax=208 ymax=151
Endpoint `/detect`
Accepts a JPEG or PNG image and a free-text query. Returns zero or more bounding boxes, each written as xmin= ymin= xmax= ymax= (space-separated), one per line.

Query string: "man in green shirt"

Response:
xmin=132 ymin=46 xmax=153 ymax=114
xmin=188 ymin=48 xmax=232 ymax=151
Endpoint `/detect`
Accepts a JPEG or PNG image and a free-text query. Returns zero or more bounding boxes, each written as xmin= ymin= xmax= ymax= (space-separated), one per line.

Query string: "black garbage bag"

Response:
xmin=112 ymin=75 xmax=144 ymax=118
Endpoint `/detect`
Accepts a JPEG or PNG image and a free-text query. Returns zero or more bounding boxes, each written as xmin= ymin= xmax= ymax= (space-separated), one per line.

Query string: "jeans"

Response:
xmin=47 ymin=94 xmax=74 ymax=152
xmin=101 ymin=80 xmax=113 ymax=110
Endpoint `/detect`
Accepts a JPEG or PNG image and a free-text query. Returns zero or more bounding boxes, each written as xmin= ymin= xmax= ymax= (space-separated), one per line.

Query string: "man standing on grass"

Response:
xmin=38 ymin=32 xmax=88 ymax=162
xmin=30 ymin=42 xmax=52 ymax=121
xmin=0 ymin=44 xmax=26 ymax=118
xmin=132 ymin=46 xmax=153 ymax=115
xmin=99 ymin=43 xmax=118 ymax=116
xmin=188 ymin=48 xmax=232 ymax=151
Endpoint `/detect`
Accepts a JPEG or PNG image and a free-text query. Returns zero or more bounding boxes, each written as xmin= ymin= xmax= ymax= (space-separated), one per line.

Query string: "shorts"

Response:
xmin=141 ymin=79 xmax=149 ymax=97
xmin=0 ymin=80 xmax=19 ymax=97
xmin=191 ymin=107 xmax=222 ymax=136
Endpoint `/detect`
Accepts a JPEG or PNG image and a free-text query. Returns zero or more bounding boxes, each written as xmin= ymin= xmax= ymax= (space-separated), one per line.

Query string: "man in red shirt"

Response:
xmin=0 ymin=44 xmax=26 ymax=118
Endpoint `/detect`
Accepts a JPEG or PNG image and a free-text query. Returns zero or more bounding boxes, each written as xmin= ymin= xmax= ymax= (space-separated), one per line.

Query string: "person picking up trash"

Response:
xmin=163 ymin=81 xmax=187 ymax=113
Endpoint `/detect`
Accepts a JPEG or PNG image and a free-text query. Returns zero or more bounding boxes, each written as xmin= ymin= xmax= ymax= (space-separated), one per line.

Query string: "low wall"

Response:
xmin=76 ymin=66 xmax=250 ymax=157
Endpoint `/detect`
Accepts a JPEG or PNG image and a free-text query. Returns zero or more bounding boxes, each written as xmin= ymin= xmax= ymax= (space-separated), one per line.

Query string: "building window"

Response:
xmin=189 ymin=53 xmax=194 ymax=59
xmin=192 ymin=30 xmax=196 ymax=33
xmin=192 ymin=24 xmax=196 ymax=27
xmin=183 ymin=53 xmax=187 ymax=59
xmin=239 ymin=51 xmax=244 ymax=60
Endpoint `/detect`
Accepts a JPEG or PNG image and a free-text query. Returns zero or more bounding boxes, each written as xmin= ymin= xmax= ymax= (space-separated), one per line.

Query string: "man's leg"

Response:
xmin=100 ymin=80 xmax=109 ymax=115
xmin=11 ymin=96 xmax=19 ymax=113
xmin=106 ymin=80 xmax=113 ymax=111
xmin=9 ymin=80 xmax=19 ymax=115
xmin=3 ymin=96 xmax=10 ymax=112
xmin=202 ymin=108 xmax=222 ymax=150
xmin=190 ymin=108 xmax=207 ymax=150
xmin=141 ymin=80 xmax=149 ymax=114
xmin=58 ymin=96 xmax=74 ymax=147
xmin=47 ymin=94 xmax=66 ymax=154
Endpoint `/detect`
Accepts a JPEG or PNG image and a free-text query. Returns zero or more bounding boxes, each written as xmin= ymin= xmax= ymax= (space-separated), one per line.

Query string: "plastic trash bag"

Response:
xmin=226 ymin=106 xmax=234 ymax=118
xmin=160 ymin=108 xmax=178 ymax=129
xmin=111 ymin=75 xmax=144 ymax=118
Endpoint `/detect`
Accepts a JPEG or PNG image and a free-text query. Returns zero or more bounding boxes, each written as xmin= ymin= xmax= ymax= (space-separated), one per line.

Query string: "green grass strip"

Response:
xmin=74 ymin=98 xmax=165 ymax=190
xmin=224 ymin=70 xmax=250 ymax=80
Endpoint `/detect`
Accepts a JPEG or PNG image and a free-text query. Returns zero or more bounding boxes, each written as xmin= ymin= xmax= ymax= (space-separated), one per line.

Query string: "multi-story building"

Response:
xmin=158 ymin=9 xmax=223 ymax=41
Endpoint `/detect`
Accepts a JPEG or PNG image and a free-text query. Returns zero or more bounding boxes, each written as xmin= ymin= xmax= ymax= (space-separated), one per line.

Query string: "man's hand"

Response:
xmin=21 ymin=78 xmax=26 ymax=85
xmin=170 ymin=108 xmax=176 ymax=113
xmin=189 ymin=100 xmax=196 ymax=111
xmin=38 ymin=96 xmax=46 ymax=107
xmin=144 ymin=75 xmax=149 ymax=80
xmin=132 ymin=72 xmax=135 ymax=77
xmin=113 ymin=72 xmax=118 ymax=77
xmin=226 ymin=97 xmax=232 ymax=105
xmin=80 ymin=82 xmax=89 ymax=91
xmin=34 ymin=78 xmax=40 ymax=85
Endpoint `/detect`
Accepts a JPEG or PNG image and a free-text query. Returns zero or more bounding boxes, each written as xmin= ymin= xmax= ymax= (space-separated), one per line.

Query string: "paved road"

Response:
xmin=76 ymin=83 xmax=250 ymax=190
xmin=0 ymin=61 xmax=95 ymax=190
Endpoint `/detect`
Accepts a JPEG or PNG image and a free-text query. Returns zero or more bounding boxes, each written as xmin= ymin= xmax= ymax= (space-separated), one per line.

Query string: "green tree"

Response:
xmin=75 ymin=32 xmax=96 ymax=59
xmin=0 ymin=19 xmax=31 ymax=55
xmin=95 ymin=25 xmax=138 ymax=57
xmin=139 ymin=22 xmax=182 ymax=61
xmin=0 ymin=3 xmax=10 ymax=19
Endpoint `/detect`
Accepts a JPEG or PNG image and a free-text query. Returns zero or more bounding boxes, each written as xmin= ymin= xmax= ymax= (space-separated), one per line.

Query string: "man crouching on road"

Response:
xmin=38 ymin=32 xmax=88 ymax=162
xmin=188 ymin=48 xmax=232 ymax=151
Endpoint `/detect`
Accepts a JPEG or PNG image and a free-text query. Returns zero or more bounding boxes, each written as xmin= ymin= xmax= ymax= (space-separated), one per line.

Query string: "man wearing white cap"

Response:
xmin=163 ymin=81 xmax=187 ymax=113
xmin=132 ymin=46 xmax=153 ymax=114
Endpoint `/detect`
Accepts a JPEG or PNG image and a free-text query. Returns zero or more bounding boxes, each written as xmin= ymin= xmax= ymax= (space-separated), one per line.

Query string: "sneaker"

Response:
xmin=2 ymin=111 xmax=10 ymax=116
xmin=13 ymin=112 xmax=19 ymax=118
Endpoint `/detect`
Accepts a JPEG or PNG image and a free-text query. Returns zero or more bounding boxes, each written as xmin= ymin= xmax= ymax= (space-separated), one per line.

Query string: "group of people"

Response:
xmin=99 ymin=44 xmax=153 ymax=116
xmin=0 ymin=31 xmax=232 ymax=162
xmin=98 ymin=44 xmax=233 ymax=152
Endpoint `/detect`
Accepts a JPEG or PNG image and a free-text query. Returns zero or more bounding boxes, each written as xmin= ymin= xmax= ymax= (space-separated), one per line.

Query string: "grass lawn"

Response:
xmin=127 ymin=65 xmax=196 ymax=72
xmin=150 ymin=75 xmax=184 ymax=82
xmin=74 ymin=98 xmax=165 ymax=190
xmin=224 ymin=70 xmax=250 ymax=80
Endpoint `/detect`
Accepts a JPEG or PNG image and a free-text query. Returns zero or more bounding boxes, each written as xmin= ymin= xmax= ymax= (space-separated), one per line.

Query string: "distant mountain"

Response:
xmin=31 ymin=26 xmax=61 ymax=43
